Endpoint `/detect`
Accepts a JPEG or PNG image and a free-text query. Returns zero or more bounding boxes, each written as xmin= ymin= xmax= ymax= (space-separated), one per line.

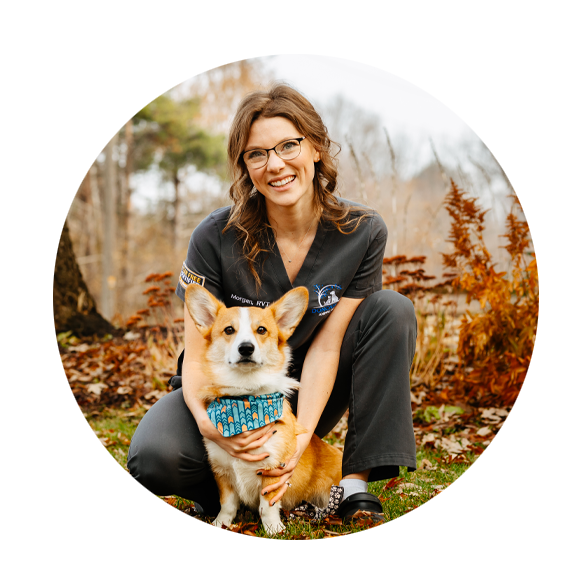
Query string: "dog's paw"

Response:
xmin=263 ymin=520 xmax=286 ymax=535
xmin=212 ymin=515 xmax=234 ymax=529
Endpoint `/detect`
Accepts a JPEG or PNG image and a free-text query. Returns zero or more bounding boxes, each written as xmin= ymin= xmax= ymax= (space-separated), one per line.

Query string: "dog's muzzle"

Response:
xmin=238 ymin=342 xmax=255 ymax=358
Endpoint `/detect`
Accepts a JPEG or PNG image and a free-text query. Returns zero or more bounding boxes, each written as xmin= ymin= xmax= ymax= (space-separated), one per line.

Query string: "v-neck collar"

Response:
xmin=267 ymin=220 xmax=328 ymax=293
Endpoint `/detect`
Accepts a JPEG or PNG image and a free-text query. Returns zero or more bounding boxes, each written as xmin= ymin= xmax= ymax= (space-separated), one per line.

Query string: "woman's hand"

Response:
xmin=198 ymin=414 xmax=277 ymax=462
xmin=190 ymin=391 xmax=276 ymax=462
xmin=256 ymin=431 xmax=313 ymax=505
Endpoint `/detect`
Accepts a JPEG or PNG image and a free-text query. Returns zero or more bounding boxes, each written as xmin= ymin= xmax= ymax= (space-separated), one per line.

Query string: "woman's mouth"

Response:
xmin=269 ymin=175 xmax=295 ymax=188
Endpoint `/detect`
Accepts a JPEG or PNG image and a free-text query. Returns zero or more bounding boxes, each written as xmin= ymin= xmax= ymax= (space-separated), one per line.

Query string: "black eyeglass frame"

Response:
xmin=242 ymin=137 xmax=306 ymax=168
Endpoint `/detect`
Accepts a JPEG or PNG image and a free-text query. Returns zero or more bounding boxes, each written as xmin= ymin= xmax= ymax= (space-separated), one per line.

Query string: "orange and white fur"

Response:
xmin=184 ymin=284 xmax=343 ymax=534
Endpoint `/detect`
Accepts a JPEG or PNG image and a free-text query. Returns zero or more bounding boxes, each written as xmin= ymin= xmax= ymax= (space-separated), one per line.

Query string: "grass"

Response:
xmin=84 ymin=406 xmax=146 ymax=469
xmin=83 ymin=406 xmax=478 ymax=539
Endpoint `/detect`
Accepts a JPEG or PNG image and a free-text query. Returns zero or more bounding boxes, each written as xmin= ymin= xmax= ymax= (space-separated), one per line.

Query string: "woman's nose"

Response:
xmin=266 ymin=150 xmax=285 ymax=172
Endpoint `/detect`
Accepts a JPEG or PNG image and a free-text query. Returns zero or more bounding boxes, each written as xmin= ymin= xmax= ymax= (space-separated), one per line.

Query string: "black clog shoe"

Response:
xmin=337 ymin=492 xmax=385 ymax=522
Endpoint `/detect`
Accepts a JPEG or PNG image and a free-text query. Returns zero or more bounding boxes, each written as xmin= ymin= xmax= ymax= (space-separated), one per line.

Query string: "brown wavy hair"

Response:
xmin=226 ymin=83 xmax=369 ymax=287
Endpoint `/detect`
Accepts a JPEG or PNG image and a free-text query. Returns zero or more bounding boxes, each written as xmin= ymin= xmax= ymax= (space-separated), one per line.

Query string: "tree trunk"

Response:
xmin=384 ymin=129 xmax=399 ymax=276
xmin=118 ymin=120 xmax=133 ymax=315
xmin=54 ymin=220 xmax=117 ymax=337
xmin=101 ymin=134 xmax=117 ymax=320
xmin=172 ymin=169 xmax=181 ymax=252
xmin=89 ymin=162 xmax=101 ymax=261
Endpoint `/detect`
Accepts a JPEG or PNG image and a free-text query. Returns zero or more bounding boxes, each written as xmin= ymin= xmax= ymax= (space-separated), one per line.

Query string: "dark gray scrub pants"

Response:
xmin=127 ymin=290 xmax=417 ymax=514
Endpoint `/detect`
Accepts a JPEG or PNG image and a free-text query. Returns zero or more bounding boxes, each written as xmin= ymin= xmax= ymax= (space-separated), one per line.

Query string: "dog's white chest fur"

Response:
xmin=204 ymin=431 xmax=284 ymax=508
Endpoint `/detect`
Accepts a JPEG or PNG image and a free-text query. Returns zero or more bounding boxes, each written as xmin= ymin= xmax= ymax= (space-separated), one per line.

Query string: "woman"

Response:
xmin=128 ymin=83 xmax=417 ymax=521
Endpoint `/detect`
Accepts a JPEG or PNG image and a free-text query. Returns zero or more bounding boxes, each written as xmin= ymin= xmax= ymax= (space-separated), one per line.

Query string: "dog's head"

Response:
xmin=185 ymin=285 xmax=308 ymax=388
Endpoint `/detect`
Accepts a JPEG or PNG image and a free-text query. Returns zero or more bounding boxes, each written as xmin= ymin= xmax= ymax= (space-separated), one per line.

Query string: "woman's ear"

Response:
xmin=313 ymin=151 xmax=321 ymax=162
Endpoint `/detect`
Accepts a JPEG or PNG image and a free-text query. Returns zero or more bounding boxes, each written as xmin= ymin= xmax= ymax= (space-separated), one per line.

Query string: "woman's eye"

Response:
xmin=257 ymin=326 xmax=267 ymax=335
xmin=246 ymin=150 xmax=266 ymax=161
xmin=224 ymin=326 xmax=235 ymax=335
xmin=280 ymin=141 xmax=297 ymax=152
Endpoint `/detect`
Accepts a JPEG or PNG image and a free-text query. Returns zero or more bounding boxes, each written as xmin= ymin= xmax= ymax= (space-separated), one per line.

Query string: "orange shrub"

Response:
xmin=441 ymin=181 xmax=538 ymax=406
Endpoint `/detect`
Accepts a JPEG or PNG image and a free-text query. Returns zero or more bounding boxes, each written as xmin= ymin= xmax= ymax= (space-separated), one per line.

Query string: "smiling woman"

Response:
xmin=245 ymin=119 xmax=320 ymax=214
xmin=127 ymin=83 xmax=419 ymax=533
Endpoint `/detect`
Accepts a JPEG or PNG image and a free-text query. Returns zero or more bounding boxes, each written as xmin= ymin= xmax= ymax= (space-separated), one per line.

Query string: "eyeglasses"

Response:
xmin=242 ymin=137 xmax=306 ymax=169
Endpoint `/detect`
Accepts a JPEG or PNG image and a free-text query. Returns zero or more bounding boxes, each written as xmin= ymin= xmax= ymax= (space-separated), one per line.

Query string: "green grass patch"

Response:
xmin=83 ymin=407 xmax=479 ymax=538
xmin=83 ymin=406 xmax=146 ymax=469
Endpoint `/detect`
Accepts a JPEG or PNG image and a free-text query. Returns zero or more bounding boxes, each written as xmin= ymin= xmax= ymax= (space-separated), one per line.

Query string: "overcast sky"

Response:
xmin=265 ymin=54 xmax=474 ymax=142
xmin=134 ymin=54 xmax=481 ymax=206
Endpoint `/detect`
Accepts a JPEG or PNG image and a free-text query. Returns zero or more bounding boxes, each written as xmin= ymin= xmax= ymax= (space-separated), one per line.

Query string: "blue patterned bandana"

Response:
xmin=206 ymin=392 xmax=285 ymax=437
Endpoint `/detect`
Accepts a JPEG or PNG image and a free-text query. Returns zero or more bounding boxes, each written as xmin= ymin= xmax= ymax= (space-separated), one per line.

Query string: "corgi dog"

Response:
xmin=184 ymin=284 xmax=343 ymax=534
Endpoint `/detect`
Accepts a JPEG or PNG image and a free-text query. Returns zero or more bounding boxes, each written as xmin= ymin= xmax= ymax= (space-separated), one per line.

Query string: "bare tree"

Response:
xmin=346 ymin=136 xmax=368 ymax=204
xmin=118 ymin=121 xmax=133 ymax=303
xmin=101 ymin=134 xmax=117 ymax=320
xmin=384 ymin=128 xmax=400 ymax=261
xmin=183 ymin=59 xmax=271 ymax=133
xmin=54 ymin=221 xmax=116 ymax=337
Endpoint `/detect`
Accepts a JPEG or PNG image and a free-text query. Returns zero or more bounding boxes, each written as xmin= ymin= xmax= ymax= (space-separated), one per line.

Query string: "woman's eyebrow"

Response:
xmin=244 ymin=137 xmax=299 ymax=150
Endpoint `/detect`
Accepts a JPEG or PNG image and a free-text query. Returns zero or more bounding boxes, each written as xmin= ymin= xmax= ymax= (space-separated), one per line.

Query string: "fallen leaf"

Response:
xmin=439 ymin=437 xmax=465 ymax=454
xmin=421 ymin=433 xmax=436 ymax=445
xmin=420 ymin=458 xmax=435 ymax=470
xmin=380 ymin=477 xmax=401 ymax=494
xmin=477 ymin=426 xmax=492 ymax=436
xmin=69 ymin=343 xmax=90 ymax=353
xmin=323 ymin=529 xmax=351 ymax=536
xmin=399 ymin=482 xmax=419 ymax=490
xmin=117 ymin=432 xmax=131 ymax=445
xmin=87 ymin=382 xmax=107 ymax=396
xmin=322 ymin=516 xmax=343 ymax=525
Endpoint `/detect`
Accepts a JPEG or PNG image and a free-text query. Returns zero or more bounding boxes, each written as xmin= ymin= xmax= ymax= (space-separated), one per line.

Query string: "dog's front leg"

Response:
xmin=259 ymin=477 xmax=285 ymax=535
xmin=212 ymin=473 xmax=239 ymax=529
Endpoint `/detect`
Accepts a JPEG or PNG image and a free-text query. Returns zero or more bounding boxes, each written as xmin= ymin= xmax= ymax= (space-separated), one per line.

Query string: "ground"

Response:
xmin=83 ymin=401 xmax=505 ymax=539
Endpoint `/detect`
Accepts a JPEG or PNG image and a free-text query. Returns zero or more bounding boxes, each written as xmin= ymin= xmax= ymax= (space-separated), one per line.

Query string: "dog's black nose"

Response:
xmin=238 ymin=342 xmax=255 ymax=357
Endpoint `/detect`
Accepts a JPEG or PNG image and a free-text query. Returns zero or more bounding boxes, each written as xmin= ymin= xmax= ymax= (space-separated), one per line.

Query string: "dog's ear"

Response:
xmin=270 ymin=287 xmax=309 ymax=340
xmin=185 ymin=284 xmax=223 ymax=334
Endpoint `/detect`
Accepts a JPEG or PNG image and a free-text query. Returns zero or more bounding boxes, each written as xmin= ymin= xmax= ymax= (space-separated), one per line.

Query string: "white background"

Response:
xmin=2 ymin=1 xmax=586 ymax=585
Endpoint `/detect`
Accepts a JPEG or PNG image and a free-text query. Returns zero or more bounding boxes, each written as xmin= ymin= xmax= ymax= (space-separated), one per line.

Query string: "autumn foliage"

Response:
xmin=61 ymin=272 xmax=183 ymax=409
xmin=63 ymin=184 xmax=537 ymax=412
xmin=381 ymin=180 xmax=538 ymax=409
xmin=440 ymin=180 xmax=538 ymax=406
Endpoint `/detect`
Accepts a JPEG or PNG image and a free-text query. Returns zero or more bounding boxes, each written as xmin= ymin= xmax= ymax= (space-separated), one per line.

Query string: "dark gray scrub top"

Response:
xmin=175 ymin=198 xmax=387 ymax=353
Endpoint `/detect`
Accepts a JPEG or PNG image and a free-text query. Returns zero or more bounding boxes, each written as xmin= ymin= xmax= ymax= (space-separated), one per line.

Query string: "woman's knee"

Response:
xmin=127 ymin=433 xmax=183 ymax=495
xmin=127 ymin=389 xmax=208 ymax=495
xmin=361 ymin=289 xmax=417 ymax=334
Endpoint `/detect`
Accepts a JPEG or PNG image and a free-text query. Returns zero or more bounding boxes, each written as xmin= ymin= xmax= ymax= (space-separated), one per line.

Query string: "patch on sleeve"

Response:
xmin=178 ymin=262 xmax=205 ymax=289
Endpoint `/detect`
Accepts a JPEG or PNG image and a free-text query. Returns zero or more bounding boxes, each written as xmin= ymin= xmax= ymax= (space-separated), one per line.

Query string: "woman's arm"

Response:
xmin=296 ymin=296 xmax=363 ymax=437
xmin=259 ymin=296 xmax=363 ymax=502
xmin=182 ymin=303 xmax=277 ymax=462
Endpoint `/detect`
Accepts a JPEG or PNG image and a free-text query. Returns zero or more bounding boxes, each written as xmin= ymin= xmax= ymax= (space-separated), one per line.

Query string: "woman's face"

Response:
xmin=244 ymin=116 xmax=320 ymax=214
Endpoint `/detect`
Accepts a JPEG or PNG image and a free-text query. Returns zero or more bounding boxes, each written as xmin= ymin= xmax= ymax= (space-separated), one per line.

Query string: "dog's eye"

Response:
xmin=224 ymin=326 xmax=235 ymax=335
xmin=257 ymin=326 xmax=267 ymax=335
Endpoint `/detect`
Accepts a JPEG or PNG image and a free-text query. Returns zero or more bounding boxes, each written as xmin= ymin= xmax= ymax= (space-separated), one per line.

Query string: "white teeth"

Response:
xmin=269 ymin=176 xmax=294 ymax=187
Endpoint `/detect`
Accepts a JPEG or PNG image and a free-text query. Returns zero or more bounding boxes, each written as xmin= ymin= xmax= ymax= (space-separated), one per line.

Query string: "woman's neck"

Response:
xmin=266 ymin=198 xmax=320 ymax=282
xmin=266 ymin=199 xmax=319 ymax=240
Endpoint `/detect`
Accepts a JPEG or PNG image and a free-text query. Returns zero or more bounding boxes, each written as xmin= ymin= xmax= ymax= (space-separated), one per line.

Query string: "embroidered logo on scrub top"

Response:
xmin=312 ymin=284 xmax=341 ymax=315
xmin=179 ymin=262 xmax=205 ymax=289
